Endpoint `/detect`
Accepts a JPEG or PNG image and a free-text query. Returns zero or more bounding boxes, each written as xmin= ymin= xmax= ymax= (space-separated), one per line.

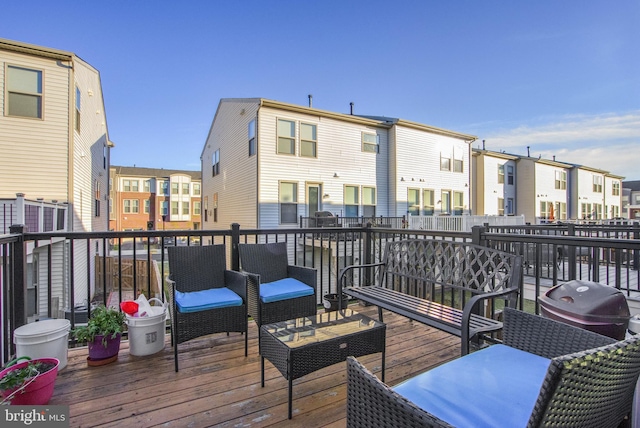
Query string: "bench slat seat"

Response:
xmin=340 ymin=239 xmax=523 ymax=355
xmin=344 ymin=285 xmax=504 ymax=338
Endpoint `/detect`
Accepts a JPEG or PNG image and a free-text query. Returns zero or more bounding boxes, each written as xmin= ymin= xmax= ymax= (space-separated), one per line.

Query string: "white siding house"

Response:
xmin=472 ymin=149 xmax=518 ymax=216
xmin=0 ymin=38 xmax=111 ymax=320
xmin=200 ymin=98 xmax=476 ymax=230
xmin=571 ymin=166 xmax=608 ymax=220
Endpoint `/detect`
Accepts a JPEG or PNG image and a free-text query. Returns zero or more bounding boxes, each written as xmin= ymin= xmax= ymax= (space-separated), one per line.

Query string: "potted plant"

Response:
xmin=72 ymin=305 xmax=126 ymax=365
xmin=0 ymin=356 xmax=59 ymax=405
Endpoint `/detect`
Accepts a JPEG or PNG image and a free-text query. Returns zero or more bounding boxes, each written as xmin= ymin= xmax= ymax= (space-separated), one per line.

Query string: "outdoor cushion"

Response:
xmin=393 ymin=344 xmax=551 ymax=428
xmin=175 ymin=287 xmax=243 ymax=313
xmin=260 ymin=278 xmax=314 ymax=303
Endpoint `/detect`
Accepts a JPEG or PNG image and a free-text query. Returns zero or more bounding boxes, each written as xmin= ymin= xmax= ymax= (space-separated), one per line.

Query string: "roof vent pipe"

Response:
xmin=527 ymin=146 xmax=530 ymax=157
xmin=553 ymin=155 xmax=556 ymax=161
xmin=482 ymin=139 xmax=485 ymax=150
xmin=350 ymin=102 xmax=354 ymax=115
xmin=308 ymin=94 xmax=312 ymax=108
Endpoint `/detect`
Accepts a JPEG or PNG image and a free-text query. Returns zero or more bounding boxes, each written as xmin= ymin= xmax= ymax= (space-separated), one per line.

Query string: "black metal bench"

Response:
xmin=339 ymin=239 xmax=523 ymax=355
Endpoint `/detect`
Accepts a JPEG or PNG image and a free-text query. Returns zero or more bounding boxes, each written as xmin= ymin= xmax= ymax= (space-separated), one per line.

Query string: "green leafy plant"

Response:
xmin=0 ymin=358 xmax=55 ymax=396
xmin=72 ymin=305 xmax=126 ymax=348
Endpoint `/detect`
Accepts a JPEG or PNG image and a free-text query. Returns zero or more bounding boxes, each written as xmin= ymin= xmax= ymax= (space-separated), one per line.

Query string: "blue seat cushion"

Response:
xmin=175 ymin=288 xmax=243 ymax=313
xmin=393 ymin=344 xmax=550 ymax=428
xmin=260 ymin=278 xmax=314 ymax=303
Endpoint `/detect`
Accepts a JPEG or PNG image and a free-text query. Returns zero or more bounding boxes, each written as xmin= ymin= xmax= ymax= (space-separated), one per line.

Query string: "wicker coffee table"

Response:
xmin=260 ymin=308 xmax=386 ymax=419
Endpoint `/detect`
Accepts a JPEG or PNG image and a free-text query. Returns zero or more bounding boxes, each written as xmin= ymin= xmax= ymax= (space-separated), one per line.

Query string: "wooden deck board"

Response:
xmin=50 ymin=305 xmax=460 ymax=427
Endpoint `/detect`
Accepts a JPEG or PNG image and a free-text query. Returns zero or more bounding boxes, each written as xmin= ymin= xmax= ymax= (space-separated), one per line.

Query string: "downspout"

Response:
xmin=255 ymin=104 xmax=261 ymax=229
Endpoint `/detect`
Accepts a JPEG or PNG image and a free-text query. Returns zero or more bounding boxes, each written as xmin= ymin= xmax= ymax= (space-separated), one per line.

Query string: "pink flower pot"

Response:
xmin=0 ymin=357 xmax=59 ymax=405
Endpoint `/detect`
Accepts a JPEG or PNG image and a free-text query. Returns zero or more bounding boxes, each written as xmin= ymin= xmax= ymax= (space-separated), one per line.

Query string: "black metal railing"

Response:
xmin=2 ymin=222 xmax=640 ymax=364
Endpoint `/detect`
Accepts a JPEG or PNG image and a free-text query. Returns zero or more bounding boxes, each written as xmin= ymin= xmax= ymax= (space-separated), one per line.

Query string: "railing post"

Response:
xmin=567 ymin=223 xmax=577 ymax=280
xmin=471 ymin=225 xmax=486 ymax=247
xmin=634 ymin=222 xmax=640 ymax=271
xmin=231 ymin=223 xmax=240 ymax=271
xmin=363 ymin=222 xmax=373 ymax=284
xmin=9 ymin=224 xmax=28 ymax=332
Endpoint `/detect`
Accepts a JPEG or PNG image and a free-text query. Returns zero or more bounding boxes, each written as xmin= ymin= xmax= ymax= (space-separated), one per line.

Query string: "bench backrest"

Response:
xmin=380 ymin=239 xmax=522 ymax=298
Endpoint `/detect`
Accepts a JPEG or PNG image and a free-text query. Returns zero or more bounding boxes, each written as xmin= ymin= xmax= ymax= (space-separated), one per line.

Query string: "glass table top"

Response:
xmin=263 ymin=309 xmax=383 ymax=348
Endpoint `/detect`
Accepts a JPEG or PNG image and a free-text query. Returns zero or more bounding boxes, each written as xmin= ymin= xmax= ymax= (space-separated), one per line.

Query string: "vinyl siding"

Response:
xmin=393 ymin=126 xmax=470 ymax=216
xmin=201 ymin=99 xmax=260 ymax=230
xmin=257 ymin=106 xmax=387 ymax=228
xmin=0 ymin=49 xmax=70 ymax=200
xmin=516 ymin=159 xmax=536 ymax=222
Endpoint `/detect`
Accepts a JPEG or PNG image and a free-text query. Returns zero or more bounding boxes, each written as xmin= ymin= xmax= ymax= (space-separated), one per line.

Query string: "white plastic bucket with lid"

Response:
xmin=125 ymin=298 xmax=168 ymax=356
xmin=13 ymin=319 xmax=71 ymax=369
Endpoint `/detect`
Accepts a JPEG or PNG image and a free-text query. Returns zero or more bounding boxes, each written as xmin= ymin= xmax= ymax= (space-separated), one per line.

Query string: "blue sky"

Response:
xmin=4 ymin=1 xmax=639 ymax=179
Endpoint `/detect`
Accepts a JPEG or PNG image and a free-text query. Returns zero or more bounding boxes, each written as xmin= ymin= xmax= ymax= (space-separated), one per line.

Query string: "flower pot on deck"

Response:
xmin=88 ymin=333 xmax=121 ymax=362
xmin=0 ymin=357 xmax=59 ymax=405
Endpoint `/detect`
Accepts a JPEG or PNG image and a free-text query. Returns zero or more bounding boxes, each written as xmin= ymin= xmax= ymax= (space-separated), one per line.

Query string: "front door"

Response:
xmin=307 ymin=184 xmax=321 ymax=218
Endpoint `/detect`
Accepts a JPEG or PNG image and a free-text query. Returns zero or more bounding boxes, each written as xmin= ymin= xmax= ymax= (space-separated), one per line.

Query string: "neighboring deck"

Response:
xmin=50 ymin=305 xmax=459 ymax=427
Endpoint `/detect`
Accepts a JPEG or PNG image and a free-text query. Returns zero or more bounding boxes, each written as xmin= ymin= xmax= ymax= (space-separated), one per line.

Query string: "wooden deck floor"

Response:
xmin=50 ymin=305 xmax=460 ymax=427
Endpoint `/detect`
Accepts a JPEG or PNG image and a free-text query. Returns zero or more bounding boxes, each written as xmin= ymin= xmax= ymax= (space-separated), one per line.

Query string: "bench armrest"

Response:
xmin=339 ymin=262 xmax=385 ymax=289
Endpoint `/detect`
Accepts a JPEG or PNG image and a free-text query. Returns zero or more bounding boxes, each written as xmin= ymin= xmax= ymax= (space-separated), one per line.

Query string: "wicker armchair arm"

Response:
xmin=287 ymin=265 xmax=317 ymax=291
xmin=225 ymin=270 xmax=248 ymax=300
xmin=502 ymin=307 xmax=615 ymax=358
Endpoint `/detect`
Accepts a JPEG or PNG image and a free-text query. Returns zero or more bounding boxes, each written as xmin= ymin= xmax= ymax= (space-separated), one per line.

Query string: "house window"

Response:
xmin=123 ymin=180 xmax=139 ymax=192
xmin=422 ymin=189 xmax=435 ymax=215
xmin=7 ymin=65 xmax=43 ymax=119
xmin=143 ymin=180 xmax=151 ymax=193
xmin=182 ymin=183 xmax=190 ymax=195
xmin=507 ymin=198 xmax=514 ymax=215
xmin=555 ymin=171 xmax=567 ymax=190
xmin=363 ymin=187 xmax=376 ymax=217
xmin=213 ymin=149 xmax=220 ymax=176
xmin=123 ymin=199 xmax=139 ymax=214
xmin=194 ymin=201 xmax=201 ymax=215
xmin=300 ymin=123 xmax=317 ymax=157
xmin=507 ymin=165 xmax=514 ymax=185
xmin=193 ymin=183 xmax=201 ymax=195
xmin=453 ymin=191 xmax=464 ymax=215
xmin=248 ymin=119 xmax=256 ymax=156
xmin=611 ymin=205 xmax=620 ymax=218
xmin=160 ymin=180 xmax=169 ymax=195
xmin=408 ymin=189 xmax=420 ymax=216
xmin=144 ymin=199 xmax=150 ymax=214
xmin=440 ymin=153 xmax=451 ymax=171
xmin=612 ymin=181 xmax=620 ymax=196
xmin=498 ymin=165 xmax=505 ymax=184
xmin=593 ymin=176 xmax=603 ymax=193
xmin=171 ymin=201 xmax=179 ymax=215
xmin=162 ymin=201 xmax=169 ymax=216
xmin=453 ymin=153 xmax=463 ymax=173
xmin=557 ymin=202 xmax=567 ymax=220
xmin=498 ymin=198 xmax=505 ymax=216
xmin=94 ymin=180 xmax=101 ymax=217
xmin=362 ymin=133 xmax=379 ymax=153
xmin=593 ymin=203 xmax=603 ymax=219
xmin=279 ymin=182 xmax=298 ymax=223
xmin=540 ymin=201 xmax=552 ymax=219
xmin=344 ymin=185 xmax=359 ymax=217
xmin=171 ymin=183 xmax=179 ymax=194
xmin=213 ymin=193 xmax=218 ymax=222
xmin=581 ymin=203 xmax=592 ymax=219
xmin=277 ymin=119 xmax=296 ymax=155
xmin=182 ymin=202 xmax=189 ymax=215
xmin=75 ymin=86 xmax=81 ymax=132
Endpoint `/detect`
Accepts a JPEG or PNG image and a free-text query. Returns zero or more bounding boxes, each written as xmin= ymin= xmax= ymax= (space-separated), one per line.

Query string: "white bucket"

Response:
xmin=126 ymin=299 xmax=168 ymax=356
xmin=13 ymin=319 xmax=71 ymax=369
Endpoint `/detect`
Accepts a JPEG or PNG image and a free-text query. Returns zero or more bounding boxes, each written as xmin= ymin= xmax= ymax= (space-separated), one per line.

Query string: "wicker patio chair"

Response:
xmin=238 ymin=242 xmax=317 ymax=344
xmin=167 ymin=245 xmax=248 ymax=371
xmin=347 ymin=307 xmax=640 ymax=428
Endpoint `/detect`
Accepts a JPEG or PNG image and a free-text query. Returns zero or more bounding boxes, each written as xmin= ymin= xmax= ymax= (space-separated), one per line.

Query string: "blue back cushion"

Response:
xmin=260 ymin=278 xmax=314 ymax=303
xmin=393 ymin=344 xmax=550 ymax=428
xmin=175 ymin=287 xmax=243 ymax=313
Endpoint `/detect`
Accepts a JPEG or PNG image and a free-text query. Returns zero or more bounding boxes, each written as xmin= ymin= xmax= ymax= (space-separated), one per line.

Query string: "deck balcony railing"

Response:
xmin=1 ymin=222 xmax=640 ymax=365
